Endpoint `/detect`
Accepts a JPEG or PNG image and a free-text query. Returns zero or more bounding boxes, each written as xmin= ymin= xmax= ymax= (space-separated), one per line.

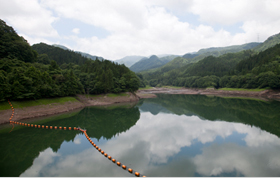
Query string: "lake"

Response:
xmin=1 ymin=94 xmax=280 ymax=177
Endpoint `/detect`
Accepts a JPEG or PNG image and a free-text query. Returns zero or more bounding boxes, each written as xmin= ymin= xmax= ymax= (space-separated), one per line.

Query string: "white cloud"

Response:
xmin=21 ymin=148 xmax=60 ymax=177
xmin=193 ymin=143 xmax=280 ymax=176
xmin=1 ymin=0 xmax=280 ymax=59
xmin=72 ymin=28 xmax=80 ymax=35
xmin=0 ymin=0 xmax=59 ymax=39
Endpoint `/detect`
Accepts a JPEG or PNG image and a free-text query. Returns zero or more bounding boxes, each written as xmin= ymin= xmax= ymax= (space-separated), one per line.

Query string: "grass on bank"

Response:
xmin=85 ymin=93 xmax=129 ymax=98
xmin=139 ymin=85 xmax=154 ymax=90
xmin=218 ymin=88 xmax=267 ymax=92
xmin=0 ymin=97 xmax=78 ymax=110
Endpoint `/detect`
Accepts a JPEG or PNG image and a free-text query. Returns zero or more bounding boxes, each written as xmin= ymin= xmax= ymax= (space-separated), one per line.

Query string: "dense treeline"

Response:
xmin=32 ymin=43 xmax=89 ymax=65
xmin=0 ymin=19 xmax=140 ymax=101
xmin=142 ymin=43 xmax=280 ymax=89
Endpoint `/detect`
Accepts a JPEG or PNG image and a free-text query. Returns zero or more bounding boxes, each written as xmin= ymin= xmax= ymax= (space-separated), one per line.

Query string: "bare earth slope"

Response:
xmin=1 ymin=89 xmax=279 ymax=125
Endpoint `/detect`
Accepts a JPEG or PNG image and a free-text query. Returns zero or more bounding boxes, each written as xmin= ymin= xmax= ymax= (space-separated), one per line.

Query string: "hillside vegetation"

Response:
xmin=0 ymin=19 xmax=140 ymax=101
xmin=142 ymin=43 xmax=280 ymax=89
xmin=140 ymin=42 xmax=261 ymax=79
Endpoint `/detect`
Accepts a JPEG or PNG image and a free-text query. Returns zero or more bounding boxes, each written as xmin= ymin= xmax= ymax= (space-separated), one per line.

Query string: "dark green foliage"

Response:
xmin=0 ymin=19 xmax=37 ymax=63
xmin=0 ymin=19 xmax=139 ymax=101
xmin=253 ymin=32 xmax=280 ymax=52
xmin=141 ymin=42 xmax=280 ymax=90
xmin=32 ymin=43 xmax=89 ymax=65
xmin=130 ymin=55 xmax=170 ymax=73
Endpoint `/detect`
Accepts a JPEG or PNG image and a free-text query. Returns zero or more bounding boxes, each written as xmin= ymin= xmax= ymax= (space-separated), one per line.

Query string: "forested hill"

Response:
xmin=140 ymin=42 xmax=261 ymax=78
xmin=52 ymin=44 xmax=104 ymax=60
xmin=32 ymin=43 xmax=89 ymax=65
xmin=253 ymin=32 xmax=280 ymax=52
xmin=130 ymin=55 xmax=175 ymax=73
xmin=142 ymin=43 xmax=280 ymax=89
xmin=0 ymin=19 xmax=140 ymax=101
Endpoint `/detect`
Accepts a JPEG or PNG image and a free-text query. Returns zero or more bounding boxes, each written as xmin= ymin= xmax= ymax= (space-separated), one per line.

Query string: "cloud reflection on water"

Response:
xmin=21 ymin=111 xmax=280 ymax=177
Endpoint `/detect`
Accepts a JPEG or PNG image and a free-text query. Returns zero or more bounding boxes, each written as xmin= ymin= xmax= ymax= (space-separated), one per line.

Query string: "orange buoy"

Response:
xmin=96 ymin=146 xmax=99 ymax=149
xmin=122 ymin=165 xmax=126 ymax=169
xmin=74 ymin=127 xmax=77 ymax=130
xmin=46 ymin=126 xmax=49 ymax=129
xmin=50 ymin=126 xmax=53 ymax=129
xmin=38 ymin=125 xmax=41 ymax=128
xmin=101 ymin=151 xmax=104 ymax=154
xmin=104 ymin=153 xmax=108 ymax=157
xmin=117 ymin=162 xmax=121 ymax=166
xmin=93 ymin=144 xmax=96 ymax=147
xmin=69 ymin=127 xmax=71 ymax=130
xmin=112 ymin=159 xmax=116 ymax=163
xmin=42 ymin=125 xmax=45 ymax=128
xmin=31 ymin=124 xmax=33 ymax=127
xmin=64 ymin=127 xmax=66 ymax=130
xmin=54 ymin=126 xmax=57 ymax=129
xmin=135 ymin=172 xmax=140 ymax=177
xmin=28 ymin=124 xmax=30 ymax=127
xmin=12 ymin=113 xmax=14 ymax=116
xmin=108 ymin=156 xmax=112 ymax=160
xmin=35 ymin=125 xmax=37 ymax=127
xmin=128 ymin=168 xmax=133 ymax=173
xmin=98 ymin=148 xmax=101 ymax=152
xmin=59 ymin=126 xmax=62 ymax=129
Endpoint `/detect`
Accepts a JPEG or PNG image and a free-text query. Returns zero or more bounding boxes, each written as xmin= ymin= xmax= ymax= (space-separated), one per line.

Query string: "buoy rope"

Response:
xmin=7 ymin=100 xmax=145 ymax=177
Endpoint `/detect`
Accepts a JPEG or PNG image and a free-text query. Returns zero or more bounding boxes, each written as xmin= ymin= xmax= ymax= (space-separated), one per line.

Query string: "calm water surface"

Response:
xmin=1 ymin=94 xmax=280 ymax=177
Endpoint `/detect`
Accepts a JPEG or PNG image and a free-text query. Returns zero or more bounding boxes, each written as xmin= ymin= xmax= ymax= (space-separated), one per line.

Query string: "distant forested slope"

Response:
xmin=142 ymin=43 xmax=280 ymax=89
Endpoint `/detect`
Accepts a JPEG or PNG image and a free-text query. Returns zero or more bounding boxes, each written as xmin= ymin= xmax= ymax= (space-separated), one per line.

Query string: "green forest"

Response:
xmin=0 ymin=19 xmax=140 ymax=101
xmin=141 ymin=41 xmax=280 ymax=89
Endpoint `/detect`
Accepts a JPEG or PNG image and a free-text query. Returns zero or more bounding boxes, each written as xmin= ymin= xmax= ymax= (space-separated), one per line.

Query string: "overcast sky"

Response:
xmin=1 ymin=0 xmax=280 ymax=60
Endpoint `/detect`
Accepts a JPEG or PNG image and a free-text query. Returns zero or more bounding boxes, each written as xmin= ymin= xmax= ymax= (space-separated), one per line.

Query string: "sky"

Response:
xmin=1 ymin=0 xmax=280 ymax=60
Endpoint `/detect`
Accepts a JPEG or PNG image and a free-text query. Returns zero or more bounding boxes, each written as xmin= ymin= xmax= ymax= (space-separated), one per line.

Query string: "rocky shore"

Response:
xmin=138 ymin=87 xmax=280 ymax=100
xmin=1 ymin=88 xmax=279 ymax=125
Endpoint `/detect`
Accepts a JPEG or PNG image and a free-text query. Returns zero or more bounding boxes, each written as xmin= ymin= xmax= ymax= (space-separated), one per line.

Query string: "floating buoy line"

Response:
xmin=7 ymin=100 xmax=145 ymax=177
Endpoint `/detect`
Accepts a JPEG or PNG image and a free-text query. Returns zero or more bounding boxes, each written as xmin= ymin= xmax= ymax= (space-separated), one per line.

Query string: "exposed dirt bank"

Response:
xmin=2 ymin=88 xmax=279 ymax=125
xmin=0 ymin=92 xmax=148 ymax=125
xmin=138 ymin=87 xmax=280 ymax=101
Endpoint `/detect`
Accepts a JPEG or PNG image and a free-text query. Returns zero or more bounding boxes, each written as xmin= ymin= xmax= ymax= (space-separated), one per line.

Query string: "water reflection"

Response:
xmin=1 ymin=94 xmax=280 ymax=177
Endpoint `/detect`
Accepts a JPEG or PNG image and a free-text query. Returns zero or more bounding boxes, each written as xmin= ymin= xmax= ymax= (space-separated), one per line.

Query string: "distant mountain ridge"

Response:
xmin=115 ymin=55 xmax=145 ymax=67
xmin=129 ymin=55 xmax=176 ymax=72
xmin=52 ymin=44 xmax=103 ymax=60
xmin=253 ymin=32 xmax=280 ymax=52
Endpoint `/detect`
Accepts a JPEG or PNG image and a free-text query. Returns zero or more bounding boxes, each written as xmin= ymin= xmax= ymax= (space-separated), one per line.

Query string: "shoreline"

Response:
xmin=0 ymin=92 xmax=156 ymax=125
xmin=1 ymin=88 xmax=280 ymax=125
xmin=138 ymin=87 xmax=280 ymax=101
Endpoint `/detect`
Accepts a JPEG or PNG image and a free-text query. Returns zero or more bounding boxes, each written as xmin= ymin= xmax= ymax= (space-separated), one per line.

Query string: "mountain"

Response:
xmin=115 ymin=55 xmax=145 ymax=67
xmin=52 ymin=44 xmax=103 ymax=60
xmin=253 ymin=32 xmax=280 ymax=52
xmin=0 ymin=19 xmax=37 ymax=63
xmin=32 ymin=43 xmax=90 ymax=65
xmin=129 ymin=55 xmax=176 ymax=73
xmin=52 ymin=44 xmax=70 ymax=50
xmin=141 ymin=41 xmax=280 ymax=89
xmin=130 ymin=55 xmax=162 ymax=72
xmin=140 ymin=42 xmax=261 ymax=77
xmin=159 ymin=55 xmax=180 ymax=63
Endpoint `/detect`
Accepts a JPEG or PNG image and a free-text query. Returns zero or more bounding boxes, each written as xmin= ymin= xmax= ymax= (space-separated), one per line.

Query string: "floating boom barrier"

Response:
xmin=7 ymin=100 xmax=145 ymax=177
